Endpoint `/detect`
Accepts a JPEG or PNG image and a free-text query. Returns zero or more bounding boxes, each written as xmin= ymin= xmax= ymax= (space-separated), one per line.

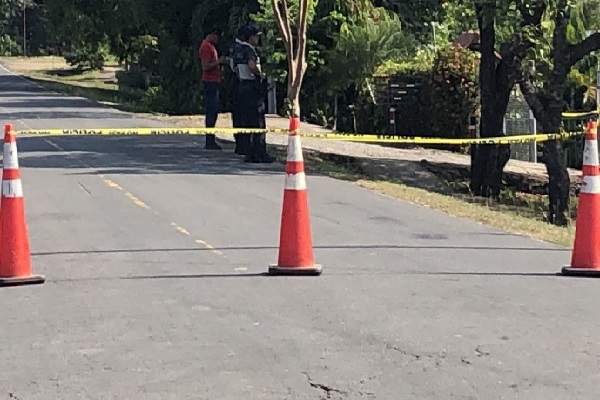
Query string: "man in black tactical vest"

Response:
xmin=227 ymin=26 xmax=251 ymax=155
xmin=233 ymin=24 xmax=275 ymax=163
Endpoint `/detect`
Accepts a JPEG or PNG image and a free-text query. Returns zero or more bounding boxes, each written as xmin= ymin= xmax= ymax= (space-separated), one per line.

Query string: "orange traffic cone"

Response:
xmin=562 ymin=120 xmax=600 ymax=277
xmin=0 ymin=124 xmax=44 ymax=287
xmin=269 ymin=117 xmax=322 ymax=276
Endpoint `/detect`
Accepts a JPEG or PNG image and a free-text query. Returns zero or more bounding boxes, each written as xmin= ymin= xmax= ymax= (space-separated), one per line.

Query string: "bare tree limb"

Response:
xmin=271 ymin=0 xmax=290 ymax=48
xmin=281 ymin=0 xmax=295 ymax=83
xmin=570 ymin=32 xmax=600 ymax=67
xmin=293 ymin=0 xmax=308 ymax=87
xmin=270 ymin=0 xmax=311 ymax=117
xmin=281 ymin=0 xmax=293 ymax=56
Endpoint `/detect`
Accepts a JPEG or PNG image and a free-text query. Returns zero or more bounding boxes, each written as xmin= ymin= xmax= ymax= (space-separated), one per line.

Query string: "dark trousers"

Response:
xmin=231 ymin=80 xmax=250 ymax=153
xmin=238 ymin=80 xmax=267 ymax=160
xmin=203 ymin=81 xmax=220 ymax=146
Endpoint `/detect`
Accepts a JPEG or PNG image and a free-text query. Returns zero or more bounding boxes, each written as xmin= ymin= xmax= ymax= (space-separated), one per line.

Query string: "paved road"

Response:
xmin=0 ymin=66 xmax=597 ymax=400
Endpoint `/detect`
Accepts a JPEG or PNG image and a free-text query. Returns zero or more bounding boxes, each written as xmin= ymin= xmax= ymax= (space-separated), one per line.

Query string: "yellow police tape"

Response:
xmin=16 ymin=126 xmax=586 ymax=145
xmin=299 ymin=131 xmax=585 ymax=144
xmin=561 ymin=110 xmax=599 ymax=119
xmin=17 ymin=127 xmax=286 ymax=136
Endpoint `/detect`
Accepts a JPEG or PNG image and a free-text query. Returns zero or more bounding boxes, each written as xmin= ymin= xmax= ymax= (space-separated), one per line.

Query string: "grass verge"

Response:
xmin=2 ymin=56 xmax=577 ymax=248
xmin=268 ymin=146 xmax=576 ymax=248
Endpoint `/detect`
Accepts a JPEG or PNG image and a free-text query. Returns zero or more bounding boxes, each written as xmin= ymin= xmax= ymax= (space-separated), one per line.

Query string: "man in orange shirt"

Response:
xmin=199 ymin=27 xmax=227 ymax=150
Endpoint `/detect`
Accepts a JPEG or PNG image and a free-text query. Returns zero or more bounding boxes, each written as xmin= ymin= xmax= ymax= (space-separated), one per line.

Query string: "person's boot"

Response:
xmin=205 ymin=134 xmax=222 ymax=150
xmin=256 ymin=134 xmax=275 ymax=163
xmin=244 ymin=135 xmax=261 ymax=163
xmin=238 ymin=134 xmax=250 ymax=156
xmin=234 ymin=134 xmax=242 ymax=154
xmin=259 ymin=153 xmax=276 ymax=163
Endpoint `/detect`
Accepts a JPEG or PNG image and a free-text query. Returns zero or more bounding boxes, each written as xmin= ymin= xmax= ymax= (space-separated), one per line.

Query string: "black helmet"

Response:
xmin=241 ymin=23 xmax=262 ymax=40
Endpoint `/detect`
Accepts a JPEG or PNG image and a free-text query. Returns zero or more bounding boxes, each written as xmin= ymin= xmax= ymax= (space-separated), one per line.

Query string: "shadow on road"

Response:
xmin=406 ymin=271 xmax=560 ymax=277
xmin=2 ymin=98 xmax=114 ymax=110
xmin=31 ymin=244 xmax=568 ymax=257
xmin=17 ymin=135 xmax=289 ymax=176
xmin=44 ymin=270 xmax=563 ymax=284
xmin=123 ymin=272 xmax=270 ymax=280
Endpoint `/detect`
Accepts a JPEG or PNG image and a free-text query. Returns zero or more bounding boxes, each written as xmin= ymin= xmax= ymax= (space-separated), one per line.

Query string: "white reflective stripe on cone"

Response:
xmin=284 ymin=172 xmax=307 ymax=191
xmin=3 ymin=142 xmax=18 ymax=169
xmin=583 ymin=140 xmax=600 ymax=166
xmin=2 ymin=179 xmax=23 ymax=198
xmin=580 ymin=175 xmax=600 ymax=194
xmin=286 ymin=135 xmax=304 ymax=162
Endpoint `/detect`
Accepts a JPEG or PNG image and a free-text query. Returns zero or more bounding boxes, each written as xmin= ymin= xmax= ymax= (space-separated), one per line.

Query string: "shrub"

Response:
xmin=141 ymin=86 xmax=170 ymax=114
xmin=154 ymin=34 xmax=203 ymax=115
xmin=370 ymin=45 xmax=480 ymax=144
xmin=64 ymin=41 xmax=110 ymax=71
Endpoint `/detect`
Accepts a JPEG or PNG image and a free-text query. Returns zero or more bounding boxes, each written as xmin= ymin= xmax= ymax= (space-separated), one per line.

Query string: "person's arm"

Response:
xmin=245 ymin=47 xmax=265 ymax=79
xmin=247 ymin=59 xmax=262 ymax=77
xmin=200 ymin=45 xmax=226 ymax=71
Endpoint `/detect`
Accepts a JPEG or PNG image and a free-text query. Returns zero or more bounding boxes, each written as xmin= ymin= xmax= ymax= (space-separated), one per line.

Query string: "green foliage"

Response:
xmin=14 ymin=0 xmax=600 ymax=141
xmin=140 ymin=86 xmax=170 ymax=113
xmin=0 ymin=34 xmax=21 ymax=56
xmin=435 ymin=1 xmax=478 ymax=45
xmin=47 ymin=1 xmax=111 ymax=70
xmin=516 ymin=0 xmax=600 ymax=114
xmin=154 ymin=31 xmax=203 ymax=115
xmin=251 ymin=0 xmax=321 ymax=83
xmin=0 ymin=0 xmax=56 ymax=56
xmin=368 ymin=46 xmax=480 ymax=139
xmin=373 ymin=0 xmax=445 ymax=45
xmin=328 ymin=8 xmax=415 ymax=92
xmin=63 ymin=41 xmax=110 ymax=71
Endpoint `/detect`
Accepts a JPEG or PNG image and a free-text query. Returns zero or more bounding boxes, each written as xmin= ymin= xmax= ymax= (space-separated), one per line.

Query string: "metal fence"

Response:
xmin=504 ymin=86 xmax=591 ymax=169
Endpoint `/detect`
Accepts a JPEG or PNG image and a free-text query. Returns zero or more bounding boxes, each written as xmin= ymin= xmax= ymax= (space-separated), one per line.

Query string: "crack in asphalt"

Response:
xmin=303 ymin=372 xmax=349 ymax=399
xmin=385 ymin=344 xmax=448 ymax=366
xmin=475 ymin=346 xmax=490 ymax=357
xmin=386 ymin=343 xmax=494 ymax=368
xmin=76 ymin=180 xmax=93 ymax=196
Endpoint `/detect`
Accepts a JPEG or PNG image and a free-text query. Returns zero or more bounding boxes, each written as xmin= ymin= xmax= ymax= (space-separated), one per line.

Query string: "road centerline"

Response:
xmin=41 ymin=137 xmax=235 ymax=264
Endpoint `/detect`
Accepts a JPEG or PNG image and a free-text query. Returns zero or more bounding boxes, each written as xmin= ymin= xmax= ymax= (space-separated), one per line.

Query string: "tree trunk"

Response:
xmin=537 ymin=112 xmax=571 ymax=225
xmin=470 ymin=45 xmax=512 ymax=199
xmin=290 ymin=91 xmax=300 ymax=119
xmin=543 ymin=140 xmax=570 ymax=225
xmin=470 ymin=138 xmax=511 ymax=198
xmin=543 ymin=2 xmax=571 ymax=226
xmin=470 ymin=3 xmax=512 ymax=199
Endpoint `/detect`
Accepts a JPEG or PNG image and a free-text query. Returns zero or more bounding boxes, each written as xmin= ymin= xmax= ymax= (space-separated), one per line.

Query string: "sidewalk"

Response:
xmin=143 ymin=112 xmax=581 ymax=195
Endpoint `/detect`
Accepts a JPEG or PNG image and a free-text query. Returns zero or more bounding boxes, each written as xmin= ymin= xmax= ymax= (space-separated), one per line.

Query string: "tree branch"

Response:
xmin=518 ymin=0 xmax=545 ymax=27
xmin=518 ymin=78 xmax=546 ymax=123
xmin=271 ymin=0 xmax=290 ymax=48
xmin=293 ymin=0 xmax=308 ymax=87
xmin=548 ymin=0 xmax=570 ymax=118
xmin=503 ymin=1 xmax=545 ymax=62
xmin=570 ymin=32 xmax=600 ymax=67
xmin=281 ymin=0 xmax=293 ymax=57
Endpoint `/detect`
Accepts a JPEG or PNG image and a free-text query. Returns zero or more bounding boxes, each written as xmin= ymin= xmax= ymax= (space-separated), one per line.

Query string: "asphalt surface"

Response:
xmin=0 ymin=66 xmax=597 ymax=400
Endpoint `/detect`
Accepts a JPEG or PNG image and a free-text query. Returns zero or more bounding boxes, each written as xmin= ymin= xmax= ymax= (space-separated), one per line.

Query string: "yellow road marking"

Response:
xmin=195 ymin=239 xmax=213 ymax=249
xmin=101 ymin=177 xmax=123 ymax=191
xmin=172 ymin=223 xmax=191 ymax=235
xmin=195 ymin=239 xmax=225 ymax=256
xmin=42 ymin=137 xmax=240 ymax=267
xmin=124 ymin=192 xmax=150 ymax=209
